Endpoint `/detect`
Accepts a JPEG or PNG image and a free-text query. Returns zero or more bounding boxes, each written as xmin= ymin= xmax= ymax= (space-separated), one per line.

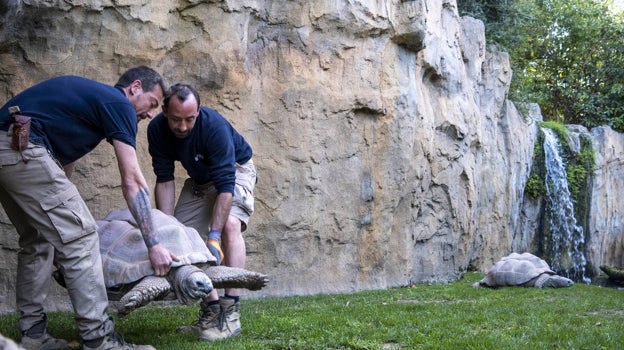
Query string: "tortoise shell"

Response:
xmin=97 ymin=209 xmax=216 ymax=288
xmin=480 ymin=252 xmax=555 ymax=287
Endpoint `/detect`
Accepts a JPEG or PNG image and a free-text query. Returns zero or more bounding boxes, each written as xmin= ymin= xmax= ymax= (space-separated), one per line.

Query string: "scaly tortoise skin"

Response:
xmin=472 ymin=252 xmax=573 ymax=288
xmin=97 ymin=208 xmax=268 ymax=316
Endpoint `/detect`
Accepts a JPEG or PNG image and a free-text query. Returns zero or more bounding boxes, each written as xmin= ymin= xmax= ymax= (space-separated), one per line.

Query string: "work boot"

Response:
xmin=178 ymin=299 xmax=239 ymax=340
xmin=20 ymin=315 xmax=69 ymax=350
xmin=20 ymin=330 xmax=69 ymax=350
xmin=82 ymin=332 xmax=155 ymax=350
xmin=1 ymin=334 xmax=23 ymax=350
xmin=219 ymin=297 xmax=241 ymax=337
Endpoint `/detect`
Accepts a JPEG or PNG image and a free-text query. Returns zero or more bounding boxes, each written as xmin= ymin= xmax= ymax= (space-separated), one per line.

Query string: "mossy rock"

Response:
xmin=599 ymin=265 xmax=624 ymax=283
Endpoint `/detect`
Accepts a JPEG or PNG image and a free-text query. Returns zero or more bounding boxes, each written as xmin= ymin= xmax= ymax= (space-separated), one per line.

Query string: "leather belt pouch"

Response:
xmin=11 ymin=114 xmax=31 ymax=151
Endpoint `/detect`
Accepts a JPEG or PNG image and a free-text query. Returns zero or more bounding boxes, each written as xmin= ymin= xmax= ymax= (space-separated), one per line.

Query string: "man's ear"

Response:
xmin=129 ymin=80 xmax=143 ymax=95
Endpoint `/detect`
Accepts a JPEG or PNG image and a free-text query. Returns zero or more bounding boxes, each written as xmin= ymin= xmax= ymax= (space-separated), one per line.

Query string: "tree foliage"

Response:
xmin=458 ymin=0 xmax=624 ymax=132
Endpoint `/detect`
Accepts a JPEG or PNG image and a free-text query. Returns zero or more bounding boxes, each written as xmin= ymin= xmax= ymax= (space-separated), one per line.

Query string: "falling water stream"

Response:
xmin=541 ymin=128 xmax=590 ymax=283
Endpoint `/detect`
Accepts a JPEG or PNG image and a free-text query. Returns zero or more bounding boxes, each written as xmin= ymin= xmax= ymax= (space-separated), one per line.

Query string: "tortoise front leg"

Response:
xmin=117 ymin=276 xmax=172 ymax=316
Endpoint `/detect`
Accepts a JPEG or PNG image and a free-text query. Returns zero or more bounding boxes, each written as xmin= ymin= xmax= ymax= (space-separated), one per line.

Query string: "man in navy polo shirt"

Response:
xmin=148 ymin=84 xmax=256 ymax=340
xmin=0 ymin=66 xmax=178 ymax=350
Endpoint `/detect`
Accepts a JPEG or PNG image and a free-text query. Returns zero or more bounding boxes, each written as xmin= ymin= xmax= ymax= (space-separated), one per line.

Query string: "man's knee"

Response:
xmin=222 ymin=217 xmax=243 ymax=243
xmin=223 ymin=215 xmax=242 ymax=236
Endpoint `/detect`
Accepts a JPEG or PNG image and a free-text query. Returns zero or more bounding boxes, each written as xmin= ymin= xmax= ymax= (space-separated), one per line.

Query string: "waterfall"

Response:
xmin=541 ymin=128 xmax=590 ymax=283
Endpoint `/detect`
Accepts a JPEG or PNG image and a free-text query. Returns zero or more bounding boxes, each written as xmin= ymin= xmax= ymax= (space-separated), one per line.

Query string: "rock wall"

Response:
xmin=588 ymin=126 xmax=624 ymax=270
xmin=0 ymin=0 xmax=622 ymax=314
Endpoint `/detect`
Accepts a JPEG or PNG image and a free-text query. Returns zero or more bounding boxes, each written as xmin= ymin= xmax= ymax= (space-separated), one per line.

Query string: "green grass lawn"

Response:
xmin=1 ymin=272 xmax=622 ymax=349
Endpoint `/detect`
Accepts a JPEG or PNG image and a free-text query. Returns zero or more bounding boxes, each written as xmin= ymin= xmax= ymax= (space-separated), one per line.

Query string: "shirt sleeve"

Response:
xmin=198 ymin=109 xmax=237 ymax=194
xmin=101 ymin=101 xmax=137 ymax=148
xmin=205 ymin=127 xmax=237 ymax=194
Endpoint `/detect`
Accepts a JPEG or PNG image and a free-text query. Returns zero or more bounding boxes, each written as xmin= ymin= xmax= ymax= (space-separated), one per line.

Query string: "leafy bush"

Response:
xmin=566 ymin=164 xmax=588 ymax=200
xmin=525 ymin=172 xmax=545 ymax=198
xmin=458 ymin=0 xmax=624 ymax=133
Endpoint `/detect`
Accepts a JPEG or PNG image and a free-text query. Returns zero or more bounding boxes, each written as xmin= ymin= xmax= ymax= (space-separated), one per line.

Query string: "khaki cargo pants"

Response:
xmin=0 ymin=132 xmax=113 ymax=341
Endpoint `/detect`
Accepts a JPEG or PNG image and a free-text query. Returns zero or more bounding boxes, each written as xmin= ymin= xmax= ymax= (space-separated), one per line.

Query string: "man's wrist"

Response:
xmin=208 ymin=229 xmax=221 ymax=241
xmin=144 ymin=238 xmax=159 ymax=248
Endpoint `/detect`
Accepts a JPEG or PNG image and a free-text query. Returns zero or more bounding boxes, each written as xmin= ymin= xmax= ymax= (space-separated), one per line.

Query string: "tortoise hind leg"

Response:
xmin=204 ymin=266 xmax=269 ymax=291
xmin=117 ymin=276 xmax=172 ymax=316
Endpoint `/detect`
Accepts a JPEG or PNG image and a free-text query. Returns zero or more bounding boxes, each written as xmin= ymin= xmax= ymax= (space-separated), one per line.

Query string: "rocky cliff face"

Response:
xmin=589 ymin=126 xmax=624 ymax=269
xmin=0 ymin=0 xmax=622 ymax=313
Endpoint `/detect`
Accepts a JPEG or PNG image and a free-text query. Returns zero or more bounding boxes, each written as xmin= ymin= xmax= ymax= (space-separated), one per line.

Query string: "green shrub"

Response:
xmin=566 ymin=164 xmax=587 ymax=200
xmin=525 ymin=172 xmax=545 ymax=198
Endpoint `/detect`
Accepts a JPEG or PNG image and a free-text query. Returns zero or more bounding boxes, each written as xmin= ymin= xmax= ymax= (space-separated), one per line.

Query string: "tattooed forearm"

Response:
xmin=131 ymin=188 xmax=159 ymax=248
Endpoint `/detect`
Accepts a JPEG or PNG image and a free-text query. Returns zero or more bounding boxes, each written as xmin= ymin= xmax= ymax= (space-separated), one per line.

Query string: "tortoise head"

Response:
xmin=170 ymin=265 xmax=214 ymax=304
xmin=538 ymin=274 xmax=574 ymax=288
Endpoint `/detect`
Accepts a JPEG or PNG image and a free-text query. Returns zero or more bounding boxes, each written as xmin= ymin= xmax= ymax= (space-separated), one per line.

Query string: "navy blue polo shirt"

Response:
xmin=0 ymin=76 xmax=137 ymax=165
xmin=147 ymin=106 xmax=252 ymax=194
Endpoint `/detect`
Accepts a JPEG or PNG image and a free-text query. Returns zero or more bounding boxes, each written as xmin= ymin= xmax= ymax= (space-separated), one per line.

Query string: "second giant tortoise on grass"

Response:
xmin=472 ymin=252 xmax=574 ymax=289
xmin=97 ymin=208 xmax=268 ymax=316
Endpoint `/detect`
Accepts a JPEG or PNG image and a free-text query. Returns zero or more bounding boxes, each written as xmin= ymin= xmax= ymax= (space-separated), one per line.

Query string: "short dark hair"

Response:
xmin=163 ymin=83 xmax=201 ymax=108
xmin=115 ymin=66 xmax=167 ymax=94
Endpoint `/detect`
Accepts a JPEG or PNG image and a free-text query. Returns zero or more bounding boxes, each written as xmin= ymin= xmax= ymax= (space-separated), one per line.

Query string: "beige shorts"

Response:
xmin=174 ymin=159 xmax=256 ymax=237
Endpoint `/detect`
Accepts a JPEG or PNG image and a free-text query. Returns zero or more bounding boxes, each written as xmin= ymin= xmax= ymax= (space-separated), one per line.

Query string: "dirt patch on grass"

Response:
xmin=394 ymin=299 xmax=473 ymax=304
xmin=585 ymin=309 xmax=624 ymax=316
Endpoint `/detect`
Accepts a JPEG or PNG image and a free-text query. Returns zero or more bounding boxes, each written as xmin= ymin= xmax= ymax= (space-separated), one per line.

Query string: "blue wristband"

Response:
xmin=208 ymin=229 xmax=221 ymax=241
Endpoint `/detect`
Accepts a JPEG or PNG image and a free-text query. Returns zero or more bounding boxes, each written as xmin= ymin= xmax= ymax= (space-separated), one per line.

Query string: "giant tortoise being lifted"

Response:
xmin=95 ymin=208 xmax=267 ymax=316
xmin=472 ymin=252 xmax=573 ymax=289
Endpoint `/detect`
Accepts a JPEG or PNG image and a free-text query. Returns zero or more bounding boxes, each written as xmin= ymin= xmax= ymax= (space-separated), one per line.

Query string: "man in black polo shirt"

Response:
xmin=148 ymin=83 xmax=256 ymax=340
xmin=0 ymin=66 xmax=178 ymax=350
